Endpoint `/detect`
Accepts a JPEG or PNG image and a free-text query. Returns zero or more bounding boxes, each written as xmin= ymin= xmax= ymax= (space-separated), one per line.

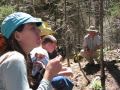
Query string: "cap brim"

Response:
xmin=40 ymin=29 xmax=55 ymax=36
xmin=23 ymin=18 xmax=42 ymax=27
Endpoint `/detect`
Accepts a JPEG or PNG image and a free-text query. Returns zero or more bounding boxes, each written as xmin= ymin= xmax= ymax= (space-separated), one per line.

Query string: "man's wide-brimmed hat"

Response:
xmin=38 ymin=20 xmax=55 ymax=36
xmin=86 ymin=26 xmax=98 ymax=32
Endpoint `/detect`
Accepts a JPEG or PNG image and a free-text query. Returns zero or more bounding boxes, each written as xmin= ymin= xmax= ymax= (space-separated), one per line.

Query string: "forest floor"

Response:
xmin=62 ymin=49 xmax=120 ymax=90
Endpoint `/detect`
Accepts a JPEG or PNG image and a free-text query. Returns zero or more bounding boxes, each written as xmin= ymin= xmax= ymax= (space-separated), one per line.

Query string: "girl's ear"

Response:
xmin=14 ymin=31 xmax=22 ymax=41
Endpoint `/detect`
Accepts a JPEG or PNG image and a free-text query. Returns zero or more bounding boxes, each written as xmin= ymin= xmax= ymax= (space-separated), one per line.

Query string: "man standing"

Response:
xmin=80 ymin=26 xmax=101 ymax=66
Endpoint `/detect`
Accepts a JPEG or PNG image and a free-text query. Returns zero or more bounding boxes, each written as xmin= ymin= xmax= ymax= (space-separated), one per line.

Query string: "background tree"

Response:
xmin=0 ymin=0 xmax=119 ymax=59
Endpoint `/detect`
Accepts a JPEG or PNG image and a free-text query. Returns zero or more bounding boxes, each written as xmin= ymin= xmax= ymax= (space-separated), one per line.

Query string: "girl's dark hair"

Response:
xmin=8 ymin=24 xmax=25 ymax=54
xmin=4 ymin=24 xmax=34 ymax=87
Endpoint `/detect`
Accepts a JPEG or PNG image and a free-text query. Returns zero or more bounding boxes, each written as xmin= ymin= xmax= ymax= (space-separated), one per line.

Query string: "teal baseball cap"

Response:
xmin=1 ymin=12 xmax=42 ymax=39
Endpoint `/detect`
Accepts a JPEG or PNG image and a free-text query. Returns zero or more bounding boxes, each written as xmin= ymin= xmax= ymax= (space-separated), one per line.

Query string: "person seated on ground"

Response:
xmin=80 ymin=26 xmax=101 ymax=66
xmin=30 ymin=25 xmax=74 ymax=90
xmin=0 ymin=33 xmax=7 ymax=55
xmin=0 ymin=12 xmax=63 ymax=90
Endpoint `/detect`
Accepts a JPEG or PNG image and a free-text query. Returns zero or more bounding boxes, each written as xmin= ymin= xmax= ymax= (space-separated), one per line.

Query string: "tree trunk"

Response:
xmin=99 ymin=0 xmax=105 ymax=89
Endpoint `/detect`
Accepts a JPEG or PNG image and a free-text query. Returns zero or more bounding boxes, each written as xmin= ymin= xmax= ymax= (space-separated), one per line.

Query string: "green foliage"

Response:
xmin=109 ymin=2 xmax=120 ymax=18
xmin=0 ymin=0 xmax=6 ymax=6
xmin=92 ymin=81 xmax=102 ymax=89
xmin=0 ymin=6 xmax=14 ymax=25
xmin=92 ymin=81 xmax=106 ymax=90
xmin=72 ymin=48 xmax=75 ymax=54
xmin=103 ymin=48 xmax=114 ymax=51
xmin=116 ymin=56 xmax=120 ymax=62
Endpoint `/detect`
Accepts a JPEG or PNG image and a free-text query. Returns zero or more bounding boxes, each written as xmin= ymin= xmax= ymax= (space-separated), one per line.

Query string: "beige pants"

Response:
xmin=80 ymin=49 xmax=100 ymax=64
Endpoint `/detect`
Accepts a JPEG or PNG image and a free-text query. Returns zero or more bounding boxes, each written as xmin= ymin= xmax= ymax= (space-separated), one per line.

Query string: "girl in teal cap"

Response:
xmin=0 ymin=12 xmax=62 ymax=90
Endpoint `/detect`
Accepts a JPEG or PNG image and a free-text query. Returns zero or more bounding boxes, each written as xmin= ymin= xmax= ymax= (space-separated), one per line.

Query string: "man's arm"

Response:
xmin=83 ymin=46 xmax=89 ymax=52
xmin=92 ymin=45 xmax=100 ymax=51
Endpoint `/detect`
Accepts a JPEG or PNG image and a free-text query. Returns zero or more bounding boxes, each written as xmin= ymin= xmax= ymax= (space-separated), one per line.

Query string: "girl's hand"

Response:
xmin=43 ymin=55 xmax=62 ymax=82
xmin=57 ymin=67 xmax=73 ymax=76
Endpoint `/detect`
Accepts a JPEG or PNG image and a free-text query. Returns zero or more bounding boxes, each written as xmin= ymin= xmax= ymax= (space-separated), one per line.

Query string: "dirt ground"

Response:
xmin=62 ymin=49 xmax=120 ymax=90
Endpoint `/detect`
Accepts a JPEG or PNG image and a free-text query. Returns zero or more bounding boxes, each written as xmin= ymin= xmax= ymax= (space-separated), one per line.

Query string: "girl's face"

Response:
xmin=15 ymin=23 xmax=41 ymax=52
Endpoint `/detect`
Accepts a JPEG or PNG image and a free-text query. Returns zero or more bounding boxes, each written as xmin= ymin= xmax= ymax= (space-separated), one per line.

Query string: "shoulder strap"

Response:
xmin=0 ymin=52 xmax=12 ymax=64
xmin=0 ymin=54 xmax=9 ymax=64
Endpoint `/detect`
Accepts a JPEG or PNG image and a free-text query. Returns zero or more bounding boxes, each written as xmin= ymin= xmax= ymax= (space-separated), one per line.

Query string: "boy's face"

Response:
xmin=47 ymin=42 xmax=57 ymax=53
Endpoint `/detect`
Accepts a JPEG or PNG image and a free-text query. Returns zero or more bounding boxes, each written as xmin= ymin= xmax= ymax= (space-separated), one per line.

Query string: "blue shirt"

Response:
xmin=31 ymin=46 xmax=49 ymax=67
